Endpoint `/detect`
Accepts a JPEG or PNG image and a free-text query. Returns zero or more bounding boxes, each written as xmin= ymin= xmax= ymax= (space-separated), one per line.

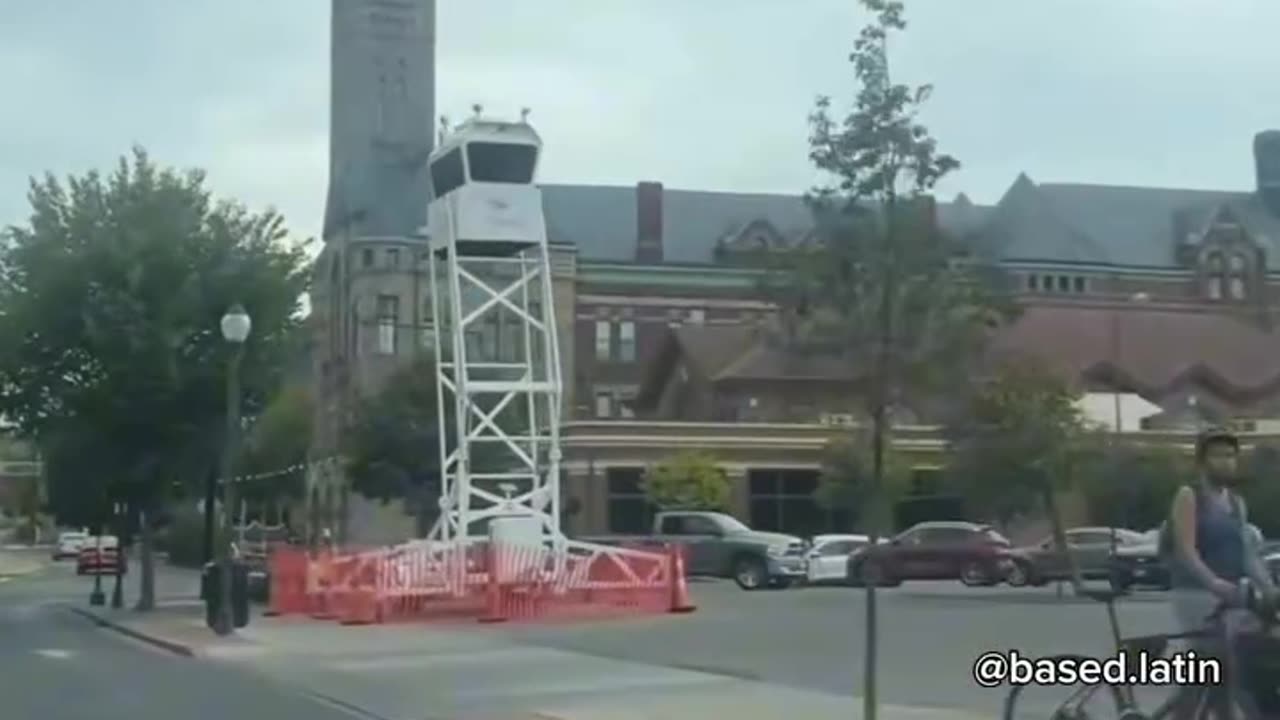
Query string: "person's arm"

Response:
xmin=1237 ymin=497 xmax=1276 ymax=593
xmin=1172 ymin=486 xmax=1236 ymax=598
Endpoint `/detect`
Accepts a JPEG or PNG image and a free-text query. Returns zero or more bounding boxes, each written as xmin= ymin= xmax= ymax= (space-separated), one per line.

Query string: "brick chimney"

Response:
xmin=635 ymin=181 xmax=664 ymax=263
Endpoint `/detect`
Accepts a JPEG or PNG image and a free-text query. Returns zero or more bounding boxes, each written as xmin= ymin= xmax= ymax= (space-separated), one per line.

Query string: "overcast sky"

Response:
xmin=3 ymin=0 xmax=1278 ymax=245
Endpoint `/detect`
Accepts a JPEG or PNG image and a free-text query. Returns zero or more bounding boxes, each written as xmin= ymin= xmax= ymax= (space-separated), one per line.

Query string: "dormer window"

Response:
xmin=1206 ymin=252 xmax=1224 ymax=300
xmin=1229 ymin=253 xmax=1248 ymax=300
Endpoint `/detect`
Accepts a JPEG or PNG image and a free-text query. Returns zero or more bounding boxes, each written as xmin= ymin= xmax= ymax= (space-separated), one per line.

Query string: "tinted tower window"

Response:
xmin=466 ymin=142 xmax=536 ymax=184
xmin=430 ymin=149 xmax=465 ymax=198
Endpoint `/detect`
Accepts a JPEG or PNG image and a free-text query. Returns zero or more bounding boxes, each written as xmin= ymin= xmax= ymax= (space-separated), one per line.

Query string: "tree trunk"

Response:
xmin=134 ymin=506 xmax=156 ymax=611
xmin=1041 ymin=485 xmax=1084 ymax=593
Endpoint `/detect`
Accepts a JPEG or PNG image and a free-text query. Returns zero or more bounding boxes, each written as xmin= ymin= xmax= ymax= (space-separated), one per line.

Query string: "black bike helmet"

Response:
xmin=1195 ymin=426 xmax=1239 ymax=461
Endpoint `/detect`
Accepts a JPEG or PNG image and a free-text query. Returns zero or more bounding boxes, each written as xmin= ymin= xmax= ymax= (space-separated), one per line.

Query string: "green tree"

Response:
xmin=641 ymin=451 xmax=731 ymax=511
xmin=0 ymin=148 xmax=310 ymax=609
xmin=946 ymin=358 xmax=1095 ymax=587
xmin=1242 ymin=444 xmax=1280 ymax=537
xmin=1079 ymin=443 xmax=1191 ymax=532
xmin=815 ymin=433 xmax=912 ymax=532
xmin=343 ymin=354 xmax=443 ymax=537
xmin=776 ymin=2 xmax=1016 ymax=716
xmin=237 ymin=382 xmax=312 ymax=522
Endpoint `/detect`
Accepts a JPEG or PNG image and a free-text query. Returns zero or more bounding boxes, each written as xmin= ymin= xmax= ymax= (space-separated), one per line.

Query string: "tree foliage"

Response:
xmin=815 ymin=433 xmax=912 ymax=531
xmin=343 ymin=354 xmax=443 ymax=532
xmin=946 ymin=358 xmax=1093 ymax=523
xmin=1242 ymin=444 xmax=1280 ymax=538
xmin=0 ymin=148 xmax=310 ymax=608
xmin=641 ymin=451 xmax=731 ymax=512
xmin=1079 ymin=443 xmax=1191 ymax=532
xmin=237 ymin=382 xmax=312 ymax=511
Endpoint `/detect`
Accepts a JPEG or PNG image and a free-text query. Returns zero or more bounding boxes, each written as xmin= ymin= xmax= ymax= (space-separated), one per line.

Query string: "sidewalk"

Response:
xmin=67 ymin=603 xmax=989 ymax=720
xmin=0 ymin=548 xmax=43 ymax=577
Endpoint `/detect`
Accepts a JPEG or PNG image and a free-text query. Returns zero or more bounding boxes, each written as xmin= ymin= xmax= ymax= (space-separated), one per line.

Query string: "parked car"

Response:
xmin=805 ymin=534 xmax=881 ymax=585
xmin=844 ymin=521 xmax=1015 ymax=587
xmin=1007 ymin=527 xmax=1146 ymax=587
xmin=76 ymin=535 xmax=126 ymax=576
xmin=1111 ymin=524 xmax=1265 ymax=592
xmin=52 ymin=530 xmax=89 ymax=561
xmin=582 ymin=510 xmax=808 ymax=590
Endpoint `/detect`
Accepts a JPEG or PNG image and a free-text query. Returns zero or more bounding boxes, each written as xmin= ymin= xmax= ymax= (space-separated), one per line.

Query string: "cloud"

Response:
xmin=2 ymin=0 xmax=1278 ymax=246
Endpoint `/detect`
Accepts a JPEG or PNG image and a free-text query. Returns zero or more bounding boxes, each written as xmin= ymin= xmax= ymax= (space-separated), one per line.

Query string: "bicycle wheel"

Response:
xmin=1002 ymin=655 xmax=1134 ymax=720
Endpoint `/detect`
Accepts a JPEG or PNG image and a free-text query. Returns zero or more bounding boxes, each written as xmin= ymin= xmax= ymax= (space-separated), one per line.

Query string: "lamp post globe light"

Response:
xmin=212 ymin=304 xmax=250 ymax=636
xmin=221 ymin=304 xmax=252 ymax=343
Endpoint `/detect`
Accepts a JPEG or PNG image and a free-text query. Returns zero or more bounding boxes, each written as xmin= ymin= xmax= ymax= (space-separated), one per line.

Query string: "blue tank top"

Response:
xmin=1169 ymin=486 xmax=1247 ymax=589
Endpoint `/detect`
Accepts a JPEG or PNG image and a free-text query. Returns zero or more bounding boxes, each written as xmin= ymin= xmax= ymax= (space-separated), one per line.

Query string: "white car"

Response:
xmin=52 ymin=531 xmax=88 ymax=560
xmin=805 ymin=534 xmax=881 ymax=584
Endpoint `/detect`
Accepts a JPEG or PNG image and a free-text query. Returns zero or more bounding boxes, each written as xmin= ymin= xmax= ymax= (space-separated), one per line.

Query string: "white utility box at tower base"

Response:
xmin=489 ymin=515 xmax=544 ymax=583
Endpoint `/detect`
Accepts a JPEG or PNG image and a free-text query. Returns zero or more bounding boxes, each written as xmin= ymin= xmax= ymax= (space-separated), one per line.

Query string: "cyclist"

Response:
xmin=1166 ymin=427 xmax=1276 ymax=716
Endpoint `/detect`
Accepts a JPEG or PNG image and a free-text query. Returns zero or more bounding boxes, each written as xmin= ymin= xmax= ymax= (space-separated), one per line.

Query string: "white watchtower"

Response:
xmin=425 ymin=112 xmax=564 ymax=550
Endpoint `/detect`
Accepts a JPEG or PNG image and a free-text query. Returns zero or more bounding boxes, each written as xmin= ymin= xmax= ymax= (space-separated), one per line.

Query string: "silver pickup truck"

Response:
xmin=583 ymin=510 xmax=808 ymax=590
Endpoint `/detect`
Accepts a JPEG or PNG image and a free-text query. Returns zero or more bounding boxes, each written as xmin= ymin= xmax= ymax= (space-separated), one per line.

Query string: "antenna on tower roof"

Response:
xmin=437 ymin=115 xmax=449 ymax=144
xmin=520 ymin=107 xmax=531 ymax=123
xmin=471 ymin=103 xmax=483 ymax=118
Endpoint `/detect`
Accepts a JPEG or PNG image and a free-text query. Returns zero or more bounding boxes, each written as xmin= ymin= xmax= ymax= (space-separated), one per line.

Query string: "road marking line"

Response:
xmin=34 ymin=648 xmax=74 ymax=660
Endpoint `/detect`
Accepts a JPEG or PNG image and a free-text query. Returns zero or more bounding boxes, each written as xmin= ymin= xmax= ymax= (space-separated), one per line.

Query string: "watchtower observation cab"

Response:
xmin=426 ymin=117 xmax=544 ymax=258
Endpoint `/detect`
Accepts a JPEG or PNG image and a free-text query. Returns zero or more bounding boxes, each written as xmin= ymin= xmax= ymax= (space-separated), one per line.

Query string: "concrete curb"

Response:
xmin=64 ymin=605 xmax=197 ymax=658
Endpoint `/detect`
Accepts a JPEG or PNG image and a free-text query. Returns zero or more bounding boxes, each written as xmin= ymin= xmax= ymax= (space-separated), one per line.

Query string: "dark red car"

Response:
xmin=845 ymin=521 xmax=1014 ymax=587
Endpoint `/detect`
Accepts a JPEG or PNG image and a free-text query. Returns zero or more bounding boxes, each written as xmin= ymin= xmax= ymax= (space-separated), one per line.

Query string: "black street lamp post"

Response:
xmin=111 ymin=501 xmax=124 ymax=609
xmin=213 ymin=303 xmax=251 ymax=637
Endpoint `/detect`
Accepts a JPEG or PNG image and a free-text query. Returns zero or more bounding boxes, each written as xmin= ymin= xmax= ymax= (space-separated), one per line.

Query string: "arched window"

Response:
xmin=1228 ymin=253 xmax=1248 ymax=300
xmin=1206 ymin=252 xmax=1225 ymax=300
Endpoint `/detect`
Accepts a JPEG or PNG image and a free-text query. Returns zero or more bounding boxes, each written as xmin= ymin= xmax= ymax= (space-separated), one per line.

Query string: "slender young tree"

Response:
xmin=781 ymin=2 xmax=1015 ymax=717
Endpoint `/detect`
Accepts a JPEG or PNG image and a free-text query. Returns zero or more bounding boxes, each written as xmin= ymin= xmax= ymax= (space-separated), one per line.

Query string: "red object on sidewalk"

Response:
xmin=309 ymin=550 xmax=336 ymax=620
xmin=667 ymin=544 xmax=696 ymax=614
xmin=264 ymin=547 xmax=307 ymax=617
xmin=478 ymin=543 xmax=508 ymax=623
xmin=340 ymin=554 xmax=381 ymax=625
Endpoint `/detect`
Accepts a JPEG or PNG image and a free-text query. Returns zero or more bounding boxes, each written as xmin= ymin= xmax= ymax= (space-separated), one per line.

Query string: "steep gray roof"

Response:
xmin=540 ymin=184 xmax=991 ymax=265
xmin=979 ymin=175 xmax=1280 ymax=268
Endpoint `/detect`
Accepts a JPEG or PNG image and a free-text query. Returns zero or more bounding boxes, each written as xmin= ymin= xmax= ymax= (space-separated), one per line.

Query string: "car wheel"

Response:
xmin=959 ymin=561 xmax=993 ymax=587
xmin=733 ymin=557 xmax=767 ymax=591
xmin=1005 ymin=561 xmax=1032 ymax=588
xmin=1108 ymin=570 xmax=1132 ymax=593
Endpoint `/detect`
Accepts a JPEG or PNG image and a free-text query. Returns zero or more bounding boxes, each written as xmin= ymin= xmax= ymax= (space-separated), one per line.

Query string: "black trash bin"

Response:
xmin=201 ymin=561 xmax=251 ymax=629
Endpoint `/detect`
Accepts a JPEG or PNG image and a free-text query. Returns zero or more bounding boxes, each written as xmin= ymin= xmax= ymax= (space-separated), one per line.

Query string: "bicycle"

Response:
xmin=1001 ymin=582 xmax=1279 ymax=720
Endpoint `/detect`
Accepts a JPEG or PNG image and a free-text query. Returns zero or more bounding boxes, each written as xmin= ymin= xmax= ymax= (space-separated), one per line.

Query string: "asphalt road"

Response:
xmin=0 ymin=551 xmax=355 ymax=720
xmin=1 ymin=549 xmax=1193 ymax=719
xmin=498 ymin=579 xmax=1185 ymax=717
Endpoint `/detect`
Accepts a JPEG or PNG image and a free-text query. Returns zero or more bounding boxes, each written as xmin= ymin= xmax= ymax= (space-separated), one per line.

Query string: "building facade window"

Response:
xmin=361 ymin=248 xmax=375 ymax=268
xmin=376 ymin=294 xmax=399 ymax=355
xmin=1025 ymin=273 xmax=1088 ymax=294
xmin=618 ymin=321 xmax=636 ymax=362
xmin=605 ymin=468 xmax=656 ymax=533
xmin=594 ymin=320 xmax=612 ymax=361
xmin=594 ymin=391 xmax=613 ymax=418
xmin=1206 ymin=252 xmax=1225 ymax=300
xmin=748 ymin=469 xmax=845 ymax=536
xmin=1229 ymin=253 xmax=1248 ymax=300
xmin=386 ymin=248 xmax=400 ymax=268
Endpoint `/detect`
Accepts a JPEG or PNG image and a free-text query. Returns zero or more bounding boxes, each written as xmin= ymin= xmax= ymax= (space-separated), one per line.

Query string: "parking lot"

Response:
xmin=495 ymin=578 xmax=1181 ymax=717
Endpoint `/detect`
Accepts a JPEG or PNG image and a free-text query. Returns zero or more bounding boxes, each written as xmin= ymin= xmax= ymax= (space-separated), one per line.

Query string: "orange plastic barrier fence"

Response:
xmin=262 ymin=540 xmax=695 ymax=626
